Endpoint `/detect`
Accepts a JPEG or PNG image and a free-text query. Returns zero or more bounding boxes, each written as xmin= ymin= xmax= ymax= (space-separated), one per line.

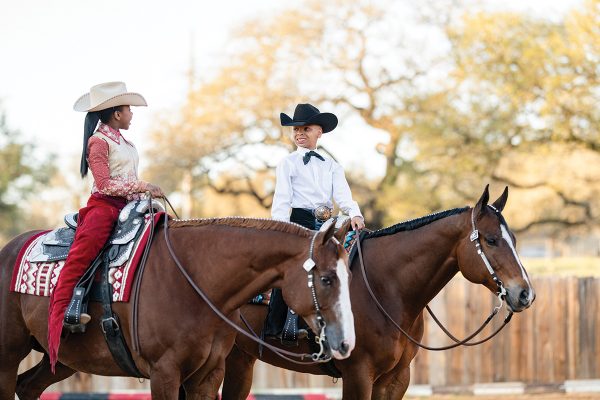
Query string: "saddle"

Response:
xmin=50 ymin=199 xmax=163 ymax=377
xmin=53 ymin=199 xmax=164 ymax=325
xmin=27 ymin=200 xmax=158 ymax=267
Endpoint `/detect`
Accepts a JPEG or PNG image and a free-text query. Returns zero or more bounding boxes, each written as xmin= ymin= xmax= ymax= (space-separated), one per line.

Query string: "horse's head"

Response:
xmin=281 ymin=218 xmax=355 ymax=360
xmin=456 ymin=185 xmax=535 ymax=312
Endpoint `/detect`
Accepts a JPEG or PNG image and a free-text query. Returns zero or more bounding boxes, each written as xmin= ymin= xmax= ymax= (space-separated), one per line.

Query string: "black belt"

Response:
xmin=291 ymin=207 xmax=333 ymax=226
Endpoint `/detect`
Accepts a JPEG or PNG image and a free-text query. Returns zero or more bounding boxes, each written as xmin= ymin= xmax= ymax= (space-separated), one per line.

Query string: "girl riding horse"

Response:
xmin=49 ymin=82 xmax=165 ymax=371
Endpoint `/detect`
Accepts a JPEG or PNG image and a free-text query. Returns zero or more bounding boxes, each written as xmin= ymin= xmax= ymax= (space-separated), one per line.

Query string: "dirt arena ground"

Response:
xmin=405 ymin=395 xmax=600 ymax=400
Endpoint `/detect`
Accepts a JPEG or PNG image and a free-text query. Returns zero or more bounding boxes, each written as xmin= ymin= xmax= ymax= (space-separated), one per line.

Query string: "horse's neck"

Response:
xmin=363 ymin=213 xmax=467 ymax=318
xmin=225 ymin=237 xmax=306 ymax=313
xmin=169 ymin=226 xmax=304 ymax=314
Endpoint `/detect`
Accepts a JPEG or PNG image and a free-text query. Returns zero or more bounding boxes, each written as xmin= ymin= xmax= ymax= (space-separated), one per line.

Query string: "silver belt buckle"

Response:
xmin=314 ymin=206 xmax=332 ymax=222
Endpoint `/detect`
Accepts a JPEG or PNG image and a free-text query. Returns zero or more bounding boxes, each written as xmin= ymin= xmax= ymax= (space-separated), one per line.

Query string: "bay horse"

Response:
xmin=0 ymin=216 xmax=355 ymax=400
xmin=222 ymin=186 xmax=535 ymax=399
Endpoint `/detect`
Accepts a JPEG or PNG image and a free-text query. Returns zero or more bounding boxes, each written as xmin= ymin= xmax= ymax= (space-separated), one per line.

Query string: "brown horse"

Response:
xmin=0 ymin=216 xmax=355 ymax=400
xmin=222 ymin=186 xmax=535 ymax=399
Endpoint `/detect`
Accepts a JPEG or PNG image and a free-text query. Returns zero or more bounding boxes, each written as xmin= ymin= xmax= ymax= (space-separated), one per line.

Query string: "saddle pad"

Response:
xmin=346 ymin=230 xmax=369 ymax=269
xmin=10 ymin=213 xmax=164 ymax=302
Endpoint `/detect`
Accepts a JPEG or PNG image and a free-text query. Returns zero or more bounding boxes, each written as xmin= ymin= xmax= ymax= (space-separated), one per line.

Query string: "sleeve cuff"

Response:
xmin=349 ymin=211 xmax=363 ymax=219
xmin=138 ymin=181 xmax=149 ymax=192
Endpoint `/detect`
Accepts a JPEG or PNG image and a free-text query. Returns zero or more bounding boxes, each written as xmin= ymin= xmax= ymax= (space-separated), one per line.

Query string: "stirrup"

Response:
xmin=281 ymin=308 xmax=300 ymax=346
xmin=63 ymin=313 xmax=91 ymax=333
xmin=64 ymin=287 xmax=90 ymax=333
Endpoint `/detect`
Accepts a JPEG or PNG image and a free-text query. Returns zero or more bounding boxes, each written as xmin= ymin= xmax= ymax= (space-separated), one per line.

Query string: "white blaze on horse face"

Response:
xmin=333 ymin=257 xmax=355 ymax=356
xmin=500 ymin=224 xmax=534 ymax=303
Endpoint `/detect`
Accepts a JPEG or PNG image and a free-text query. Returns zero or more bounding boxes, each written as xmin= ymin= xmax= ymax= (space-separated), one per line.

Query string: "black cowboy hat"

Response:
xmin=280 ymin=103 xmax=338 ymax=133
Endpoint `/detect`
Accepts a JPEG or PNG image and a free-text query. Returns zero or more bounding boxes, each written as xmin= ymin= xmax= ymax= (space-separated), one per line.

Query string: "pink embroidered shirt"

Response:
xmin=87 ymin=123 xmax=149 ymax=200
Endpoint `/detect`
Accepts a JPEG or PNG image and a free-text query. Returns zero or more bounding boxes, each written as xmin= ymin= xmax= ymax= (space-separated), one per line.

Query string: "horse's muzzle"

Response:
xmin=338 ymin=340 xmax=352 ymax=357
xmin=327 ymin=333 xmax=355 ymax=360
xmin=506 ymin=285 xmax=535 ymax=312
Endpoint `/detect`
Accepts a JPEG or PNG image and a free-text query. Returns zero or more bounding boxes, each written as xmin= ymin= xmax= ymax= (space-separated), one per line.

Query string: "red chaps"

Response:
xmin=47 ymin=194 xmax=125 ymax=371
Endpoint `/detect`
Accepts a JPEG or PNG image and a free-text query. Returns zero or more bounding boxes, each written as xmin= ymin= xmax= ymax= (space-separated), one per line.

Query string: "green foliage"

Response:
xmin=0 ymin=112 xmax=55 ymax=243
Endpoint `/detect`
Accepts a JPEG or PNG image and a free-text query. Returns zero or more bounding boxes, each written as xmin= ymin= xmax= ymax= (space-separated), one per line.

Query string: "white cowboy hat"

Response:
xmin=73 ymin=81 xmax=147 ymax=112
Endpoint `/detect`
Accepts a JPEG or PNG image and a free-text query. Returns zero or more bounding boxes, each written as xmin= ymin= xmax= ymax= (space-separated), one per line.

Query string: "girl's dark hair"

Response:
xmin=79 ymin=106 xmax=122 ymax=178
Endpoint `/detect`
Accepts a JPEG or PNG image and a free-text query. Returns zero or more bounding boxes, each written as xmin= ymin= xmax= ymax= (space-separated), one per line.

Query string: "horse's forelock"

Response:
xmin=168 ymin=217 xmax=312 ymax=238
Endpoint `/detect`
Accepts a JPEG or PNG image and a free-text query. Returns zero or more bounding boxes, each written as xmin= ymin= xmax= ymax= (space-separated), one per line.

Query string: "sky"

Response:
xmin=0 ymin=0 xmax=286 ymax=167
xmin=0 ymin=0 xmax=584 ymax=181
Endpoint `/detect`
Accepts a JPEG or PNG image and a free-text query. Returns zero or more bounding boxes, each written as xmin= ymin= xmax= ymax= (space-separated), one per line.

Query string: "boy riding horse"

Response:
xmin=266 ymin=103 xmax=365 ymax=342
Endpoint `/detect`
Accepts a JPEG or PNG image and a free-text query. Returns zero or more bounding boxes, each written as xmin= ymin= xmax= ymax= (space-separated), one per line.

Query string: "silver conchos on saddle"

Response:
xmin=26 ymin=199 xmax=165 ymax=265
xmin=27 ymin=227 xmax=76 ymax=262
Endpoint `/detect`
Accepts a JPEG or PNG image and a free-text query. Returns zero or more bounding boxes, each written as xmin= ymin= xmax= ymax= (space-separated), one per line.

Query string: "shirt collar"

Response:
xmin=296 ymin=146 xmax=319 ymax=154
xmin=97 ymin=123 xmax=121 ymax=144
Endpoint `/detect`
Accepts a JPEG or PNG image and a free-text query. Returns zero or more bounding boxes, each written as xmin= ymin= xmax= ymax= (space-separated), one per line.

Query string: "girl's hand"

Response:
xmin=146 ymin=183 xmax=165 ymax=198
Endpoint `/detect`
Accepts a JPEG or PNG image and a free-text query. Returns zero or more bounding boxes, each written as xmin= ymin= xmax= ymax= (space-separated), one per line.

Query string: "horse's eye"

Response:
xmin=320 ymin=276 xmax=333 ymax=286
xmin=485 ymin=237 xmax=497 ymax=246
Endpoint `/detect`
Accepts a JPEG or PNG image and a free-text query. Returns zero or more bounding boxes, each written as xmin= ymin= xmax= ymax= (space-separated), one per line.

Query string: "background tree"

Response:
xmin=0 ymin=110 xmax=55 ymax=244
xmin=147 ymin=0 xmax=453 ymax=224
xmin=146 ymin=0 xmax=600 ymax=236
xmin=438 ymin=0 xmax=600 ymax=233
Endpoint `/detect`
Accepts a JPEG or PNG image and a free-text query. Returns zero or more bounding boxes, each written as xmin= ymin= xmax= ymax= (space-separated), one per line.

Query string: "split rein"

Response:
xmin=355 ymin=206 xmax=513 ymax=351
xmin=132 ymin=194 xmax=333 ymax=364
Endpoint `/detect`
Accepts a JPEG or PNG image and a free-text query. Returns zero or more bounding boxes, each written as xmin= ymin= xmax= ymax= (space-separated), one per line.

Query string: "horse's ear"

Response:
xmin=474 ymin=184 xmax=490 ymax=216
xmin=334 ymin=218 xmax=352 ymax=243
xmin=318 ymin=218 xmax=337 ymax=245
xmin=491 ymin=186 xmax=509 ymax=213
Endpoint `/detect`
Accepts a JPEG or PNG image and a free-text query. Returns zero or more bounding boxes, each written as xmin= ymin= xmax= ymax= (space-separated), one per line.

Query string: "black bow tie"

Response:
xmin=303 ymin=150 xmax=325 ymax=165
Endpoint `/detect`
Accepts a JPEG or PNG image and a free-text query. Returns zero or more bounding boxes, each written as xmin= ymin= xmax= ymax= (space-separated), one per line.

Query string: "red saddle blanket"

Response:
xmin=10 ymin=213 xmax=164 ymax=302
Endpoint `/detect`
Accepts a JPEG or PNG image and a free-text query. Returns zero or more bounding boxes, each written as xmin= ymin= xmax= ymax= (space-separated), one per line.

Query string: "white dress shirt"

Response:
xmin=271 ymin=147 xmax=363 ymax=221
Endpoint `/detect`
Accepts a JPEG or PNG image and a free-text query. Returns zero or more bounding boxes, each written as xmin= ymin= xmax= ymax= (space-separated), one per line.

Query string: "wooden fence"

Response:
xmin=411 ymin=275 xmax=599 ymax=386
xmin=18 ymin=276 xmax=600 ymax=391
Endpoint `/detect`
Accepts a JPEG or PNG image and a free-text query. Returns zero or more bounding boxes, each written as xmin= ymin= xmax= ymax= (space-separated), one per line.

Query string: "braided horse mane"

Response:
xmin=168 ymin=216 xmax=313 ymax=238
xmin=366 ymin=207 xmax=470 ymax=239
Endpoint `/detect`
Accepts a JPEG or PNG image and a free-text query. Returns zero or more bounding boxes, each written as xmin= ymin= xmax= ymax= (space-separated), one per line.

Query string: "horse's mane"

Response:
xmin=168 ymin=216 xmax=312 ymax=238
xmin=366 ymin=207 xmax=469 ymax=239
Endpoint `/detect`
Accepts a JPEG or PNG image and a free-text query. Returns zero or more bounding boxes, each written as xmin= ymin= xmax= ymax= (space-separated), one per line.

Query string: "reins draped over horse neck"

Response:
xmin=160 ymin=213 xmax=334 ymax=363
xmin=355 ymin=205 xmax=514 ymax=351
xmin=131 ymin=195 xmax=179 ymax=354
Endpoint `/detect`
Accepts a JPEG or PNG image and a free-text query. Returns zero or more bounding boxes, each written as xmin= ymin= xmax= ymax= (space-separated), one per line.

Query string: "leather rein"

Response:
xmin=131 ymin=195 xmax=334 ymax=364
xmin=355 ymin=205 xmax=513 ymax=351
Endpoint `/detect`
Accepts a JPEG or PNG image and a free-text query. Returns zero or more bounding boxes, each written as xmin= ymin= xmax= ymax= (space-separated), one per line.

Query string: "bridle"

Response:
xmin=302 ymin=228 xmax=331 ymax=361
xmin=130 ymin=194 xmax=342 ymax=364
xmin=155 ymin=203 xmax=335 ymax=363
xmin=355 ymin=205 xmax=514 ymax=351
xmin=470 ymin=205 xmax=508 ymax=303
